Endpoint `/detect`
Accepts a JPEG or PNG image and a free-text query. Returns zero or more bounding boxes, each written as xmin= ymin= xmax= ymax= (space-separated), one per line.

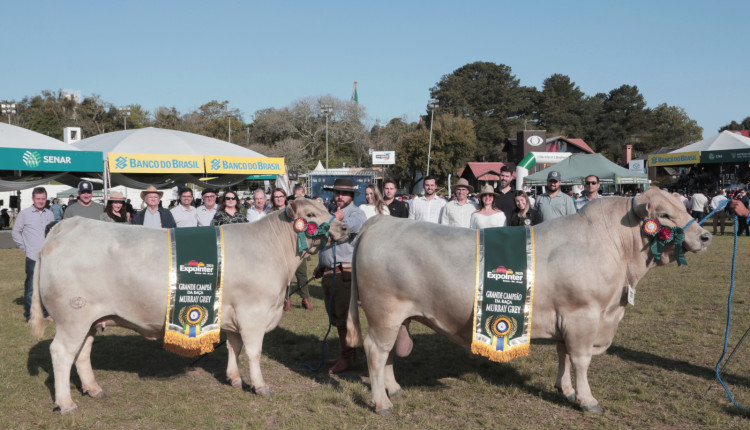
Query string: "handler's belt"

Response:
xmin=323 ymin=263 xmax=352 ymax=281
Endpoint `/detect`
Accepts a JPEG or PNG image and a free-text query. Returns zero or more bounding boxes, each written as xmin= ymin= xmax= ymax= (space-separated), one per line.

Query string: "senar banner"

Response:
xmin=0 ymin=147 xmax=103 ymax=172
xmin=109 ymin=153 xmax=204 ymax=173
xmin=648 ymin=151 xmax=700 ymax=167
xmin=205 ymin=156 xmax=285 ymax=175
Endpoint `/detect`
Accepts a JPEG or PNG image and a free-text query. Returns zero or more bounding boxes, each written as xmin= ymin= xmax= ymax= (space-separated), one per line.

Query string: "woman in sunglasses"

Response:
xmin=212 ymin=190 xmax=248 ymax=226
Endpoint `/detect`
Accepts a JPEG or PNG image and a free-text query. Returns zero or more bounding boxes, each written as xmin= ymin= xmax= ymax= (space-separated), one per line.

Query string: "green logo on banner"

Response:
xmin=22 ymin=150 xmax=41 ymax=168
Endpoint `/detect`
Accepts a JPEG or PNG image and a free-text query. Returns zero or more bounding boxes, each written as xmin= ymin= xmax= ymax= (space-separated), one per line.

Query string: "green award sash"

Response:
xmin=163 ymin=226 xmax=225 ymax=357
xmin=471 ymin=226 xmax=535 ymax=362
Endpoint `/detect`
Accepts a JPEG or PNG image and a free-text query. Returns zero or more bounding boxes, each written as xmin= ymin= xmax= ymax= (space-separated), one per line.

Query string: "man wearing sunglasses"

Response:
xmin=575 ymin=175 xmax=602 ymax=211
xmin=63 ymin=180 xmax=105 ymax=220
xmin=534 ymin=171 xmax=576 ymax=222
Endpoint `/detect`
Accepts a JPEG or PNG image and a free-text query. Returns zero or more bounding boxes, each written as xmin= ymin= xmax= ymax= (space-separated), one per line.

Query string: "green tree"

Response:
xmin=429 ymin=61 xmax=536 ymax=161
xmin=537 ymin=74 xmax=587 ymax=137
xmin=719 ymin=117 xmax=750 ymax=133
xmin=595 ymin=85 xmax=649 ymax=162
xmin=641 ymin=104 xmax=703 ymax=153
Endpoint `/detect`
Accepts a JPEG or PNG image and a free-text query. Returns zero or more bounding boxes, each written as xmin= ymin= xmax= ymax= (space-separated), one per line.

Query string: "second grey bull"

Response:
xmin=346 ymin=187 xmax=712 ymax=414
xmin=30 ymin=198 xmax=348 ymax=414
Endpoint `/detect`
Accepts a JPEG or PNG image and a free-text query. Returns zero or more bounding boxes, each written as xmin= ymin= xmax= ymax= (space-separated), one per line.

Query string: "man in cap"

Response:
xmin=170 ymin=188 xmax=198 ymax=227
xmin=383 ymin=179 xmax=409 ymax=218
xmin=440 ymin=178 xmax=478 ymax=228
xmin=63 ymin=180 xmax=105 ymax=220
xmin=534 ymin=171 xmax=576 ymax=222
xmin=575 ymin=174 xmax=602 ymax=211
xmin=12 ymin=186 xmax=55 ymax=321
xmin=196 ymin=188 xmax=219 ymax=226
xmin=313 ymin=178 xmax=367 ymax=373
xmin=408 ymin=175 xmax=446 ymax=223
xmin=132 ymin=185 xmax=177 ymax=228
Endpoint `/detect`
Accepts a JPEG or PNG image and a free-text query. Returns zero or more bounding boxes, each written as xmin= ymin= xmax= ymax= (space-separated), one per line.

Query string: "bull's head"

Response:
xmin=632 ymin=187 xmax=712 ymax=265
xmin=285 ymin=198 xmax=348 ymax=254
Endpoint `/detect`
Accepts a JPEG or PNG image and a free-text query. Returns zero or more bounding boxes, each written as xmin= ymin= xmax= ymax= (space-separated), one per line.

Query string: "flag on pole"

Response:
xmin=351 ymin=81 xmax=358 ymax=104
xmin=418 ymin=116 xmax=423 ymax=125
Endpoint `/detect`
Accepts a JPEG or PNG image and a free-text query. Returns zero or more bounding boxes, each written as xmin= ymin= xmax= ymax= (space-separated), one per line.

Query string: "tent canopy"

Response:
xmin=671 ymin=130 xmax=750 ymax=153
xmin=523 ymin=153 xmax=649 ymax=186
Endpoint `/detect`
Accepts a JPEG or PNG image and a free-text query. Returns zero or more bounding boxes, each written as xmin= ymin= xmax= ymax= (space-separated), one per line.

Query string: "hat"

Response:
xmin=201 ymin=188 xmax=217 ymax=196
xmin=477 ymin=184 xmax=499 ymax=198
xmin=451 ymin=178 xmax=474 ymax=193
xmin=547 ymin=171 xmax=562 ymax=182
xmin=140 ymin=185 xmax=164 ymax=199
xmin=324 ymin=178 xmax=359 ymax=193
xmin=108 ymin=191 xmax=125 ymax=201
xmin=78 ymin=180 xmax=94 ymax=194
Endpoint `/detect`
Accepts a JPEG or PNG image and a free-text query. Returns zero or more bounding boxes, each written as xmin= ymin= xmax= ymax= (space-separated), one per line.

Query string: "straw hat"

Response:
xmin=451 ymin=178 xmax=474 ymax=193
xmin=323 ymin=178 xmax=360 ymax=193
xmin=108 ymin=191 xmax=125 ymax=201
xmin=140 ymin=185 xmax=164 ymax=199
xmin=477 ymin=184 xmax=500 ymax=198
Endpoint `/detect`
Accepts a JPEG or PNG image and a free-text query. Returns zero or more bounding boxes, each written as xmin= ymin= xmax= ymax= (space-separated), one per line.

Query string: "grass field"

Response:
xmin=2 ymin=233 xmax=750 ymax=429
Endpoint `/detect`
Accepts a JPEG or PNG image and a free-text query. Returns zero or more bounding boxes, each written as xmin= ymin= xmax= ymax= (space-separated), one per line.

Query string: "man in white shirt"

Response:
xmin=246 ymin=189 xmax=269 ymax=223
xmin=170 ymin=188 xmax=198 ymax=227
xmin=196 ymin=188 xmax=219 ymax=226
xmin=408 ymin=176 xmax=446 ymax=223
xmin=690 ymin=189 xmax=709 ymax=221
xmin=710 ymin=189 xmax=728 ymax=235
xmin=440 ymin=178 xmax=478 ymax=228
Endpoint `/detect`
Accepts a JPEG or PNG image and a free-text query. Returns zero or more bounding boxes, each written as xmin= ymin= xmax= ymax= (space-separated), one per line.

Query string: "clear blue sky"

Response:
xmin=2 ymin=1 xmax=748 ymax=138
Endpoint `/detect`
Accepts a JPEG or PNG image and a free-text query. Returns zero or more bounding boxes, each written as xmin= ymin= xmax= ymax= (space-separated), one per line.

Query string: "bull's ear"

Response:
xmin=286 ymin=200 xmax=297 ymax=219
xmin=632 ymin=195 xmax=650 ymax=218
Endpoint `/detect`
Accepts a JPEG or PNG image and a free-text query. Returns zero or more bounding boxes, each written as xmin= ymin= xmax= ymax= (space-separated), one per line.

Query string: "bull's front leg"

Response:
xmin=554 ymin=342 xmax=575 ymax=403
xmin=225 ymin=331 xmax=244 ymax=389
xmin=563 ymin=324 xmax=604 ymax=413
xmin=239 ymin=327 xmax=272 ymax=397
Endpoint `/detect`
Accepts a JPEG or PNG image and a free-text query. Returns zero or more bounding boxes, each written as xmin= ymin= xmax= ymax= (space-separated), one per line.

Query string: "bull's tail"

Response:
xmin=345 ymin=242 xmax=364 ymax=348
xmin=29 ymin=253 xmax=45 ymax=339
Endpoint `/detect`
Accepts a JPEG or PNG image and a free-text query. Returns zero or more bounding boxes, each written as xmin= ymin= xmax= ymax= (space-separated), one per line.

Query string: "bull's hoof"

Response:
xmin=86 ymin=389 xmax=106 ymax=399
xmin=375 ymin=406 xmax=393 ymax=416
xmin=56 ymin=404 xmax=78 ymax=415
xmin=230 ymin=378 xmax=244 ymax=389
xmin=388 ymin=389 xmax=404 ymax=398
xmin=254 ymin=386 xmax=273 ymax=397
xmin=581 ymin=403 xmax=603 ymax=414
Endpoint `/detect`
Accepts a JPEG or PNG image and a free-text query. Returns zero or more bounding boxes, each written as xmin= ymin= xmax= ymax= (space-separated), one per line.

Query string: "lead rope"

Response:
xmin=297 ymin=241 xmax=336 ymax=372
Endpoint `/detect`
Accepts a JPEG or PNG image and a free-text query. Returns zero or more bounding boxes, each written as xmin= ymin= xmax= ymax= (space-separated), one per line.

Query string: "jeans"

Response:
xmin=24 ymin=257 xmax=48 ymax=320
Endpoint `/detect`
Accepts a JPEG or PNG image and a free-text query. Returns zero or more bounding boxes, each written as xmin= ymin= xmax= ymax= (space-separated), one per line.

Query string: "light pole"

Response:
xmin=226 ymin=108 xmax=239 ymax=143
xmin=2 ymin=103 xmax=16 ymax=124
xmin=118 ymin=106 xmax=131 ymax=130
xmin=426 ymin=100 xmax=438 ymax=177
xmin=320 ymin=104 xmax=333 ymax=171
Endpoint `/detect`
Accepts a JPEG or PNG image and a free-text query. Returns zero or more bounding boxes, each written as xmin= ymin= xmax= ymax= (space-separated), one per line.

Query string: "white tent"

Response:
xmin=671 ymin=131 xmax=750 ymax=153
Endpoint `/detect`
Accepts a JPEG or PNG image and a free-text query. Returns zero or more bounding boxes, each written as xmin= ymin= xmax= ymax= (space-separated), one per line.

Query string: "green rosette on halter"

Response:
xmin=641 ymin=218 xmax=687 ymax=266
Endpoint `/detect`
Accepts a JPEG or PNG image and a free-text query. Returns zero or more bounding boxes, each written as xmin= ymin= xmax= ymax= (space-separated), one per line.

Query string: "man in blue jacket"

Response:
xmin=132 ymin=185 xmax=176 ymax=228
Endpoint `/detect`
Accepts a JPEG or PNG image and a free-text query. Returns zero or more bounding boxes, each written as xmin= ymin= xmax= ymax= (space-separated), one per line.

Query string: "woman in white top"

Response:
xmin=359 ymin=184 xmax=390 ymax=219
xmin=470 ymin=184 xmax=507 ymax=229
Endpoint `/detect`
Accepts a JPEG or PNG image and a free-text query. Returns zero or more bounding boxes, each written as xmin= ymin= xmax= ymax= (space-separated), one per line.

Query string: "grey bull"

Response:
xmin=30 ymin=199 xmax=347 ymax=414
xmin=346 ymin=187 xmax=712 ymax=414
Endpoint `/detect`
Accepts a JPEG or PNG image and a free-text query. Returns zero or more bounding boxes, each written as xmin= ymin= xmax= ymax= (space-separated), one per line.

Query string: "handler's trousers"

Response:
xmin=321 ymin=269 xmax=352 ymax=328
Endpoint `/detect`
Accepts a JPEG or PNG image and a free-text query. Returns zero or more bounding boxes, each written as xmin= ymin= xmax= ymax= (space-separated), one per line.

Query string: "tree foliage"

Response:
xmin=720 ymin=117 xmax=750 ymax=133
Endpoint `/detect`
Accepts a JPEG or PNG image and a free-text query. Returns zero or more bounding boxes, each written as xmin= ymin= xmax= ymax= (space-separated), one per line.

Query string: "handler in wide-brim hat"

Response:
xmin=323 ymin=178 xmax=361 ymax=193
xmin=132 ymin=185 xmax=176 ymax=228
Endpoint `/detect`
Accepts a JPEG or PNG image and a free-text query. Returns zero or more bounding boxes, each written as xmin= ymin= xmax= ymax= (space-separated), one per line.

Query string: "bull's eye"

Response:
xmin=306 ymin=213 xmax=314 ymax=218
xmin=658 ymin=213 xmax=670 ymax=219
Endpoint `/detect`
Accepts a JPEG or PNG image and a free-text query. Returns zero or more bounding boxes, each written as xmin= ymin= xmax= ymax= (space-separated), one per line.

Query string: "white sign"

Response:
xmin=372 ymin=151 xmax=395 ymax=165
xmin=629 ymin=160 xmax=645 ymax=173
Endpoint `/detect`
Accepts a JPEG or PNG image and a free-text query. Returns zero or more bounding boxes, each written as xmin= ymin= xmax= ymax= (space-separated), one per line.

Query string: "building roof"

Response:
xmin=546 ymin=136 xmax=595 ymax=154
xmin=465 ymin=162 xmax=506 ymax=178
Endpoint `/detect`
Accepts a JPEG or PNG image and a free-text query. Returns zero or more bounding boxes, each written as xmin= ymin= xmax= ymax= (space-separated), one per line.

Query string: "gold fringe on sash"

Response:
xmin=163 ymin=330 xmax=221 ymax=357
xmin=471 ymin=342 xmax=530 ymax=363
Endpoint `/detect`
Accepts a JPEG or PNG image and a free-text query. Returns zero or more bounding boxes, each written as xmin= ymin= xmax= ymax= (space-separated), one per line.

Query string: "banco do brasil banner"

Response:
xmin=0 ymin=147 xmax=103 ymax=172
xmin=648 ymin=151 xmax=700 ymax=167
xmin=205 ymin=156 xmax=285 ymax=175
xmin=109 ymin=153 xmax=204 ymax=173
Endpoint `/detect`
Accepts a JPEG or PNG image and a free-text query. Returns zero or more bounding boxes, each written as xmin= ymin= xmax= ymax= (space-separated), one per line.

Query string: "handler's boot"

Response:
xmin=284 ymin=299 xmax=292 ymax=311
xmin=329 ymin=326 xmax=357 ymax=374
xmin=301 ymin=297 xmax=313 ymax=310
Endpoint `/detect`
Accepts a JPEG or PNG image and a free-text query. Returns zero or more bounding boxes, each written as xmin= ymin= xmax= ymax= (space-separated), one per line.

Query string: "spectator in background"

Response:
xmin=575 ymin=175 xmax=602 ymax=211
xmin=510 ymin=190 xmax=542 ymax=226
xmin=408 ymin=176 xmax=445 ymax=223
xmin=359 ymin=184 xmax=389 ymax=219
xmin=50 ymin=198 xmax=64 ymax=222
xmin=63 ymin=181 xmax=104 ymax=220
xmin=67 ymin=194 xmax=76 ymax=207
xmin=132 ymin=185 xmax=176 ymax=228
xmin=382 ymin=179 xmax=409 ymax=218
xmin=170 ymin=188 xmax=198 ymax=227
xmin=494 ymin=166 xmax=516 ymax=221
xmin=212 ymin=190 xmax=247 ymax=226
xmin=246 ymin=189 xmax=270 ymax=223
xmin=534 ymin=171 xmax=575 ymax=222
xmin=0 ymin=208 xmax=9 ymax=229
xmin=270 ymin=188 xmax=288 ymax=212
xmin=11 ymin=186 xmax=54 ymax=321
xmin=440 ymin=178 xmax=477 ymax=228
xmin=733 ymin=189 xmax=750 ymax=237
xmin=710 ymin=189 xmax=728 ymax=235
xmin=470 ymin=185 xmax=506 ymax=229
xmin=196 ymin=188 xmax=219 ymax=226
xmin=690 ymin=189 xmax=709 ymax=221
xmin=100 ymin=191 xmax=129 ymax=223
